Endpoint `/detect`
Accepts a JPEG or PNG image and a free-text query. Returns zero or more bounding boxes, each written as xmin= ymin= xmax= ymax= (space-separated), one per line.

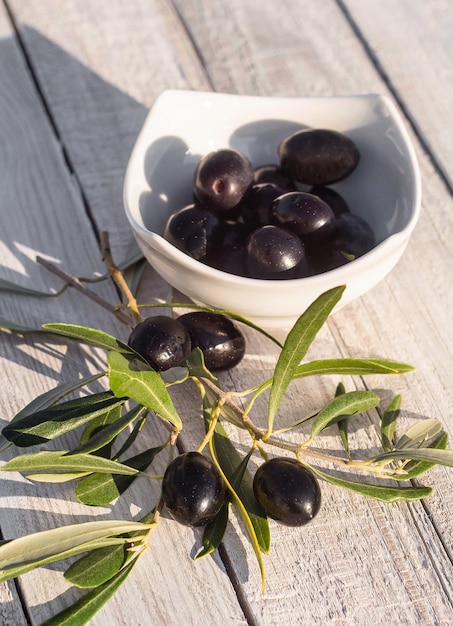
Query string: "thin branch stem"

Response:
xmin=100 ymin=231 xmax=143 ymax=324
xmin=36 ymin=256 xmax=133 ymax=326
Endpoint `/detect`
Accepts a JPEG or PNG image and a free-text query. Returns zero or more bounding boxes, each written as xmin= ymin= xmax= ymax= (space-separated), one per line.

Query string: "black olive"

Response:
xmin=193 ymin=148 xmax=254 ymax=213
xmin=127 ymin=316 xmax=191 ymax=371
xmin=253 ymin=457 xmax=321 ymax=526
xmin=246 ymin=225 xmax=310 ymax=280
xmin=178 ymin=311 xmax=245 ymax=371
xmin=279 ymin=128 xmax=360 ymax=185
xmin=271 ymin=191 xmax=335 ymax=243
xmin=162 ymin=203 xmax=222 ymax=261
xmin=161 ymin=452 xmax=226 ymax=527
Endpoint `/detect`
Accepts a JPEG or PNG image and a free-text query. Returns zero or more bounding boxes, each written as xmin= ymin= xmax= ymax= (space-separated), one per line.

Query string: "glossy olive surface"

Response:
xmin=177 ymin=311 xmax=246 ymax=371
xmin=271 ymin=191 xmax=335 ymax=242
xmin=194 ymin=148 xmax=254 ymax=212
xmin=161 ymin=452 xmax=226 ymax=527
xmin=279 ymin=128 xmax=360 ymax=185
xmin=127 ymin=315 xmax=191 ymax=371
xmin=240 ymin=183 xmax=286 ymax=230
xmin=253 ymin=163 xmax=296 ymax=191
xmin=246 ymin=225 xmax=309 ymax=279
xmin=253 ymin=457 xmax=321 ymax=526
xmin=162 ymin=203 xmax=221 ymax=261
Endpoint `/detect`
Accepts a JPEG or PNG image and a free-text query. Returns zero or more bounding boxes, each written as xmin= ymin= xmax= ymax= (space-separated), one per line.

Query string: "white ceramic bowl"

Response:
xmin=123 ymin=90 xmax=421 ymax=328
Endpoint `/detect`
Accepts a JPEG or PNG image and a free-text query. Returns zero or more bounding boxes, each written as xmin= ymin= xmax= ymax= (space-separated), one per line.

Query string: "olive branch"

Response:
xmin=0 ymin=237 xmax=451 ymax=625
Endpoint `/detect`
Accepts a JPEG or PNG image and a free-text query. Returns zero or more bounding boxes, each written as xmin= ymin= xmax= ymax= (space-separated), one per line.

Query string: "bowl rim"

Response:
xmin=123 ymin=89 xmax=422 ymax=291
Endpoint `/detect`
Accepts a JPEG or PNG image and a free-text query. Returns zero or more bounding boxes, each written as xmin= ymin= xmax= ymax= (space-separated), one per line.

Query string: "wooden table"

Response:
xmin=1 ymin=1 xmax=452 ymax=624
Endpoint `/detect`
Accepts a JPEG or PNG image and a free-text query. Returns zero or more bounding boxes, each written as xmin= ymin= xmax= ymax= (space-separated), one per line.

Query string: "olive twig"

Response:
xmin=100 ymin=231 xmax=143 ymax=325
xmin=36 ymin=256 xmax=133 ymax=325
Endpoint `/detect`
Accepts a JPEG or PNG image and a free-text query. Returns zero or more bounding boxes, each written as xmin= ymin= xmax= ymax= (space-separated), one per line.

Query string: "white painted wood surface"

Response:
xmin=0 ymin=1 xmax=452 ymax=624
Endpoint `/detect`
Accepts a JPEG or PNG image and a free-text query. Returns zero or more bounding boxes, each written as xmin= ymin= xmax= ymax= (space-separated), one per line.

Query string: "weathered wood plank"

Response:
xmin=0 ymin=3 xmax=247 ymax=625
xmin=3 ymin=0 xmax=453 ymax=624
xmin=342 ymin=0 xmax=453 ymax=189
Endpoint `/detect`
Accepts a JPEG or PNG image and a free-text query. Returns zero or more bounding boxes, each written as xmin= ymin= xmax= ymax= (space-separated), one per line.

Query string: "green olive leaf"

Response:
xmin=381 ymin=394 xmax=401 ymax=451
xmin=310 ymin=465 xmax=432 ymax=502
xmin=41 ymin=555 xmax=139 ymax=626
xmin=202 ymin=397 xmax=270 ymax=554
xmin=0 ymin=521 xmax=150 ymax=573
xmin=390 ymin=432 xmax=449 ymax=480
xmin=1 ymin=392 xmax=126 ymax=447
xmin=107 ymin=351 xmax=181 ymax=431
xmin=64 ymin=544 xmax=127 ymax=588
xmin=1 ymin=450 xmax=141 ymax=477
xmin=367 ymin=447 xmax=453 ymax=468
xmin=195 ymin=502 xmax=229 ymax=560
xmin=209 ymin=435 xmax=266 ymax=591
xmin=0 ymin=373 xmax=105 ymax=452
xmin=335 ymin=383 xmax=350 ymax=459
xmin=266 ymin=285 xmax=346 ymax=436
xmin=308 ymin=390 xmax=380 ymax=440
xmin=42 ymin=323 xmax=138 ymax=356
xmin=394 ymin=419 xmax=444 ymax=450
xmin=66 ymin=405 xmax=146 ymax=456
xmin=75 ymin=444 xmax=166 ymax=506
xmin=0 ymin=537 xmax=128 ymax=583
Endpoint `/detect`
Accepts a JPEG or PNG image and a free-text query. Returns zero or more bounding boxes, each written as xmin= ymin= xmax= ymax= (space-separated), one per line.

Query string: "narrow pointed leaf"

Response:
xmin=209 ymin=435 xmax=266 ymax=591
xmin=64 ymin=544 xmax=127 ymax=588
xmin=2 ymin=393 xmax=126 ymax=447
xmin=295 ymin=357 xmax=415 ymax=378
xmin=66 ymin=405 xmax=146 ymax=456
xmin=310 ymin=466 xmax=432 ymax=501
xmin=41 ymin=556 xmax=138 ymax=626
xmin=25 ymin=472 xmax=91 ymax=483
xmin=42 ymin=323 xmax=137 ymax=355
xmin=392 ymin=432 xmax=449 ymax=479
xmin=369 ymin=447 xmax=453 ymax=468
xmin=335 ymin=383 xmax=350 ymax=459
xmin=0 ymin=521 xmax=150 ymax=571
xmin=211 ymin=422 xmax=269 ymax=554
xmin=107 ymin=351 xmax=181 ymax=430
xmin=196 ymin=502 xmax=229 ymax=560
xmin=267 ymin=286 xmax=345 ymax=435
xmin=0 ymin=537 xmax=128 ymax=583
xmin=394 ymin=419 xmax=443 ymax=450
xmin=309 ymin=390 xmax=380 ymax=439
xmin=79 ymin=404 xmax=122 ymax=446
xmin=75 ymin=445 xmax=165 ymax=506
xmin=1 ymin=450 xmax=141 ymax=476
xmin=381 ymin=394 xmax=401 ymax=452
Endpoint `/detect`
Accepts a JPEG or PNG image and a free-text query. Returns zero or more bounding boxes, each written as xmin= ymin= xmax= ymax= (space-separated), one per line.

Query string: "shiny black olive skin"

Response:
xmin=253 ymin=164 xmax=296 ymax=192
xmin=127 ymin=316 xmax=191 ymax=371
xmin=161 ymin=452 xmax=226 ymax=527
xmin=177 ymin=311 xmax=246 ymax=371
xmin=240 ymin=183 xmax=286 ymax=230
xmin=162 ymin=203 xmax=221 ymax=261
xmin=309 ymin=185 xmax=350 ymax=217
xmin=253 ymin=457 xmax=321 ymax=526
xmin=208 ymin=221 xmax=249 ymax=276
xmin=194 ymin=148 xmax=254 ymax=213
xmin=279 ymin=128 xmax=360 ymax=185
xmin=271 ymin=191 xmax=335 ymax=243
xmin=246 ymin=225 xmax=310 ymax=280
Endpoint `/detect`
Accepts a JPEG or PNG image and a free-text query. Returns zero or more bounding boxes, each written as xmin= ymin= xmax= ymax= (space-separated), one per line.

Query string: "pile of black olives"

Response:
xmin=128 ymin=311 xmax=246 ymax=372
xmin=127 ymin=314 xmax=323 ymax=529
xmin=161 ymin=452 xmax=322 ymax=528
xmin=163 ymin=128 xmax=376 ymax=279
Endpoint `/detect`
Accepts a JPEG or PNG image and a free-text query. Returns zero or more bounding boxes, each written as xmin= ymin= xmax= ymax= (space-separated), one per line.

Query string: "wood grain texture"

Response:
xmin=1 ymin=0 xmax=452 ymax=624
xmin=342 ymin=0 xmax=453 ymax=189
